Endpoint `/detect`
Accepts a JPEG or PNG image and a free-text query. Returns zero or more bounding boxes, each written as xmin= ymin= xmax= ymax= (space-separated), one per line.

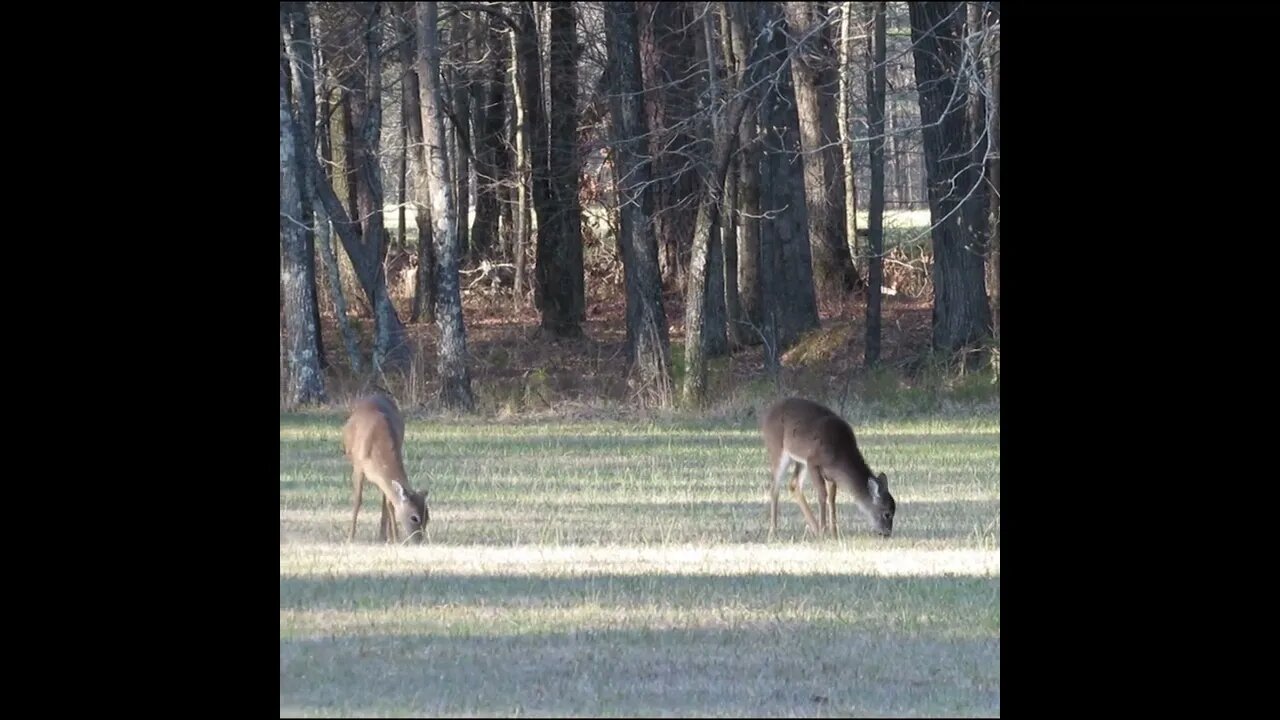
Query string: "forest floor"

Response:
xmin=297 ymin=205 xmax=991 ymax=418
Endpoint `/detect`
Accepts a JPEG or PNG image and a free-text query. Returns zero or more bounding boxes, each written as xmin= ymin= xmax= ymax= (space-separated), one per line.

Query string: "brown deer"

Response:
xmin=342 ymin=394 xmax=429 ymax=544
xmin=761 ymin=397 xmax=896 ymax=538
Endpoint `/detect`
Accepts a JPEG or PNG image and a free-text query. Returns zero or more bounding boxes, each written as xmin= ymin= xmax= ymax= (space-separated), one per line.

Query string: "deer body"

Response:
xmin=342 ymin=394 xmax=428 ymax=543
xmin=761 ymin=397 xmax=896 ymax=538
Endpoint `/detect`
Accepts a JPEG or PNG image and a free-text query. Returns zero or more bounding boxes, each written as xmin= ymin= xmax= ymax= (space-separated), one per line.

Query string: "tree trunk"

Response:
xmin=840 ymin=2 xmax=859 ymax=284
xmin=987 ymin=1 xmax=1000 ymax=336
xmin=470 ymin=15 xmax=509 ymax=262
xmin=398 ymin=97 xmax=408 ymax=250
xmin=721 ymin=152 xmax=743 ymax=348
xmin=449 ymin=12 xmax=472 ymax=264
xmin=398 ymin=4 xmax=436 ymax=324
xmin=732 ymin=2 xmax=762 ymax=340
xmin=280 ymin=67 xmax=326 ymax=405
xmin=758 ymin=2 xmax=819 ymax=353
xmin=638 ymin=1 xmax=699 ymax=287
xmin=700 ymin=7 xmax=728 ymax=359
xmin=534 ymin=2 xmax=585 ymax=337
xmin=511 ymin=16 xmax=531 ymax=312
xmin=282 ymin=12 xmax=327 ymax=373
xmin=909 ymin=1 xmax=991 ymax=354
xmin=865 ymin=1 xmax=887 ymax=367
xmin=683 ymin=1 xmax=768 ymax=406
xmin=351 ymin=4 xmax=411 ymax=372
xmin=418 ymin=0 xmax=475 ymax=410
xmin=284 ymin=3 xmax=363 ymax=373
xmin=605 ymin=0 xmax=674 ymax=408
xmin=784 ymin=2 xmax=860 ymax=298
xmin=340 ymin=92 xmax=361 ymax=228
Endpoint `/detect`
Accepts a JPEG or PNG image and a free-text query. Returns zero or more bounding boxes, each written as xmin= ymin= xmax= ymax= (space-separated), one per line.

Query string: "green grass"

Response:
xmin=281 ymin=409 xmax=1000 ymax=717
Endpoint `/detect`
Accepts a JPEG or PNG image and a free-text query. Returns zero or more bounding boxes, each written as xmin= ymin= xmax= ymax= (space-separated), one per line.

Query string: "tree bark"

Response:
xmin=988 ymin=1 xmax=1000 ymax=336
xmin=397 ymin=3 xmax=436 ymax=324
xmin=701 ymin=7 xmax=728 ymax=359
xmin=683 ymin=2 xmax=768 ymax=406
xmin=282 ymin=13 xmax=327 ymax=373
xmin=280 ymin=66 xmax=326 ymax=405
xmin=638 ymin=2 xmax=700 ymax=287
xmin=470 ymin=14 xmax=509 ymax=262
xmin=352 ymin=4 xmax=412 ymax=371
xmin=605 ymin=0 xmax=674 ymax=408
xmin=840 ymin=2 xmax=859 ymax=285
xmin=511 ymin=15 xmax=531 ymax=311
xmin=758 ymin=2 xmax=819 ymax=353
xmin=418 ymin=1 xmax=476 ymax=410
xmin=909 ymin=2 xmax=992 ymax=354
xmin=533 ymin=2 xmax=585 ymax=337
xmin=784 ymin=2 xmax=860 ymax=298
xmin=287 ymin=5 xmax=361 ymax=373
xmin=732 ymin=2 xmax=762 ymax=339
xmin=865 ymin=2 xmax=887 ymax=367
xmin=449 ymin=11 xmax=472 ymax=264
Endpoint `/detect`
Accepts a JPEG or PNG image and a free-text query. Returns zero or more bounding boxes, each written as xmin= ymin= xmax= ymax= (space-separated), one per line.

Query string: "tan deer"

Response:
xmin=761 ymin=397 xmax=896 ymax=538
xmin=342 ymin=394 xmax=429 ymax=544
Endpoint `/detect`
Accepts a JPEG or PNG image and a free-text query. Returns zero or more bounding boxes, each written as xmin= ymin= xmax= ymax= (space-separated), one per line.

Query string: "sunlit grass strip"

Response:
xmin=281 ymin=544 xmax=999 ymax=578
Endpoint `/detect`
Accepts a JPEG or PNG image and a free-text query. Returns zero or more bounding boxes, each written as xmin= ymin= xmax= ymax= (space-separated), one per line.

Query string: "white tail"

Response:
xmin=343 ymin=394 xmax=429 ymax=544
xmin=760 ymin=397 xmax=896 ymax=538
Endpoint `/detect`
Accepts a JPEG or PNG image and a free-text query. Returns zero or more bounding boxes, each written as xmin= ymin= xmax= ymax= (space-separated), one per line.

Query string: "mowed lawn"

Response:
xmin=280 ymin=409 xmax=1000 ymax=717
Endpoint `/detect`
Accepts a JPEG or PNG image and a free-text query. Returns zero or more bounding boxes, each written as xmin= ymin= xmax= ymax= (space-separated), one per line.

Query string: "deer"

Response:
xmin=342 ymin=394 xmax=429 ymax=544
xmin=761 ymin=397 xmax=896 ymax=539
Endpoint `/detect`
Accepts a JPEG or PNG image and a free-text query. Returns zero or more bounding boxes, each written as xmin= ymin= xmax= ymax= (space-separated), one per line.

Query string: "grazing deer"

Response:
xmin=761 ymin=397 xmax=896 ymax=538
xmin=342 ymin=394 xmax=429 ymax=544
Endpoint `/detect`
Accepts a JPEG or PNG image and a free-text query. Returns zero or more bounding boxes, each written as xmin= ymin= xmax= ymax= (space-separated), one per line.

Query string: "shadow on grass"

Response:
xmin=280 ymin=570 xmax=999 ymax=612
xmin=280 ymin=573 xmax=998 ymax=716
xmin=281 ymin=497 xmax=998 ymax=546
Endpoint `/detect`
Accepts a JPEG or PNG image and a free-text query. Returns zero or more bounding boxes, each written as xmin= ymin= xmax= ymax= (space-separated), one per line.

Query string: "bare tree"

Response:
xmin=784 ymin=2 xmax=860 ymax=297
xmin=758 ymin=2 xmax=819 ymax=354
xmin=683 ymin=1 xmax=770 ymax=406
xmin=514 ymin=2 xmax=543 ymax=313
xmin=987 ymin=1 xmax=1000 ymax=335
xmin=396 ymin=2 xmax=437 ymax=324
xmin=639 ymin=2 xmax=701 ymax=286
xmin=301 ymin=4 xmax=413 ymax=372
xmin=909 ymin=1 xmax=992 ymax=355
xmin=839 ymin=2 xmax=859 ymax=283
xmin=283 ymin=3 xmax=362 ymax=374
xmin=865 ymin=1 xmax=887 ymax=367
xmin=606 ymin=0 xmax=674 ymax=408
xmin=418 ymin=0 xmax=476 ymax=410
xmin=281 ymin=66 xmax=326 ymax=405
xmin=533 ymin=2 xmax=585 ymax=338
xmin=470 ymin=13 xmax=510 ymax=261
xmin=447 ymin=10 xmax=471 ymax=265
xmin=733 ymin=1 xmax=763 ymax=339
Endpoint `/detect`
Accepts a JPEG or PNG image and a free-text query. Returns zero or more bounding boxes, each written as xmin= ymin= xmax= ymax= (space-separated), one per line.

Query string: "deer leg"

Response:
xmin=380 ymin=495 xmax=400 ymax=543
xmin=770 ymin=453 xmax=792 ymax=539
xmin=389 ymin=496 xmax=400 ymax=543
xmin=791 ymin=464 xmax=823 ymax=536
xmin=827 ymin=476 xmax=839 ymax=539
xmin=812 ymin=465 xmax=829 ymax=537
xmin=348 ymin=469 xmax=365 ymax=542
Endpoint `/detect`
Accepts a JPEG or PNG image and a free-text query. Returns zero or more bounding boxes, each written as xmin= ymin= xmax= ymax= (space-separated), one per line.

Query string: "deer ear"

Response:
xmin=868 ymin=475 xmax=883 ymax=501
xmin=877 ymin=472 xmax=889 ymax=487
xmin=391 ymin=481 xmax=410 ymax=502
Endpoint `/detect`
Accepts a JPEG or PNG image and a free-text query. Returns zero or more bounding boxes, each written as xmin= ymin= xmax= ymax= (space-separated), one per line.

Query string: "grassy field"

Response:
xmin=280 ymin=407 xmax=1000 ymax=717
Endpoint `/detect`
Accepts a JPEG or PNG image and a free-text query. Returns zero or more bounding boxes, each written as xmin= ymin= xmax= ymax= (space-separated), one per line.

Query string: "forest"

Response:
xmin=280 ymin=1 xmax=999 ymax=415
